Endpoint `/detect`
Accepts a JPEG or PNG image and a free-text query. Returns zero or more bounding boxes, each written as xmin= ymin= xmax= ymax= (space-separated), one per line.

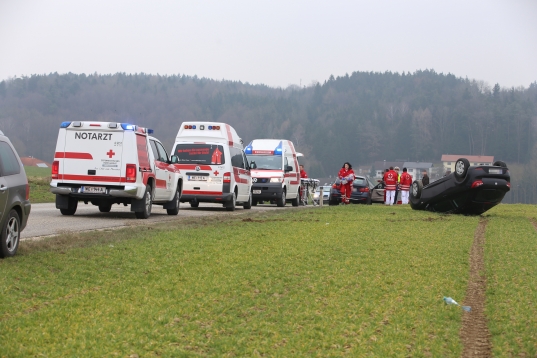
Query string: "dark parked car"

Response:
xmin=329 ymin=176 xmax=374 ymax=205
xmin=409 ymin=158 xmax=510 ymax=215
xmin=0 ymin=130 xmax=31 ymax=258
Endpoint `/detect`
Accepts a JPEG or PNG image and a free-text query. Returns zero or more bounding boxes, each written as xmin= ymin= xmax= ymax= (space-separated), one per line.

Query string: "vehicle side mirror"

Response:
xmin=250 ymin=161 xmax=257 ymax=169
xmin=285 ymin=165 xmax=293 ymax=172
xmin=170 ymin=155 xmax=179 ymax=164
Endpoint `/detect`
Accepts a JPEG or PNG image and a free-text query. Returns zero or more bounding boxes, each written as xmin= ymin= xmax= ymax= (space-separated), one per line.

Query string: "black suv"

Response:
xmin=0 ymin=131 xmax=31 ymax=258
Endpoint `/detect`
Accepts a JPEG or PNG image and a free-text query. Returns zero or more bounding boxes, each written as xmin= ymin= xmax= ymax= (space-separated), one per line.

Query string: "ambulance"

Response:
xmin=50 ymin=121 xmax=183 ymax=219
xmin=244 ymin=139 xmax=301 ymax=206
xmin=171 ymin=122 xmax=252 ymax=211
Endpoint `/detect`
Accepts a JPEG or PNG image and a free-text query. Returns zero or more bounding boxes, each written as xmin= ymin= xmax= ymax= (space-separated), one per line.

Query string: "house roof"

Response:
xmin=440 ymin=155 xmax=494 ymax=163
xmin=403 ymin=162 xmax=433 ymax=169
xmin=21 ymin=157 xmax=52 ymax=168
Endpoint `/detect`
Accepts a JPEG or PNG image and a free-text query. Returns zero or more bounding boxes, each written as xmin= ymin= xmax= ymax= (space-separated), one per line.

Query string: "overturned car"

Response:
xmin=409 ymin=158 xmax=510 ymax=215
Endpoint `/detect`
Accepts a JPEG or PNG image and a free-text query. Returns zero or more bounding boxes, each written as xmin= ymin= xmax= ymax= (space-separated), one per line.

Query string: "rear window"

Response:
xmin=0 ymin=141 xmax=21 ymax=176
xmin=174 ymin=144 xmax=226 ymax=165
xmin=353 ymin=178 xmax=366 ymax=186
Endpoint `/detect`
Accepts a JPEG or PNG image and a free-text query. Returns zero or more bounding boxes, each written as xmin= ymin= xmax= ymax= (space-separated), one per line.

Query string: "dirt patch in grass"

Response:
xmin=460 ymin=219 xmax=492 ymax=358
xmin=530 ymin=218 xmax=537 ymax=231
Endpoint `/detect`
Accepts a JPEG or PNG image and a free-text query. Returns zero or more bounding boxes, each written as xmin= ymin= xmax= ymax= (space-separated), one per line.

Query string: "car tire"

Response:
xmin=276 ymin=189 xmax=286 ymax=207
xmin=291 ymin=192 xmax=299 ymax=207
xmin=98 ymin=203 xmax=112 ymax=213
xmin=0 ymin=210 xmax=20 ymax=258
xmin=366 ymin=196 xmax=372 ymax=205
xmin=135 ymin=185 xmax=152 ymax=219
xmin=243 ymin=191 xmax=252 ymax=209
xmin=190 ymin=199 xmax=199 ymax=208
xmin=166 ymin=189 xmax=181 ymax=215
xmin=493 ymin=160 xmax=507 ymax=167
xmin=60 ymin=198 xmax=78 ymax=216
xmin=226 ymin=191 xmax=236 ymax=211
xmin=410 ymin=180 xmax=423 ymax=200
xmin=454 ymin=158 xmax=470 ymax=180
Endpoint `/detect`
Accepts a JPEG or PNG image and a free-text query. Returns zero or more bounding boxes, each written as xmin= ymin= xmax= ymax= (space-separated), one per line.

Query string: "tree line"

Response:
xmin=1 ymin=70 xmax=536 ymax=202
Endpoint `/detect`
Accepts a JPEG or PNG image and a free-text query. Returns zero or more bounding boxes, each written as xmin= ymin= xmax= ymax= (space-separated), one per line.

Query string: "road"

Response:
xmin=23 ymin=202 xmax=297 ymax=239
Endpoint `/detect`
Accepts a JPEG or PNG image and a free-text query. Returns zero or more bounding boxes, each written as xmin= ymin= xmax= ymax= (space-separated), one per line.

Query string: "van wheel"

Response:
xmin=0 ymin=210 xmax=20 ymax=258
xmin=276 ymin=189 xmax=286 ymax=207
xmin=167 ymin=189 xmax=181 ymax=215
xmin=226 ymin=191 xmax=237 ymax=211
xmin=98 ymin=203 xmax=112 ymax=213
xmin=291 ymin=191 xmax=299 ymax=207
xmin=135 ymin=185 xmax=152 ymax=219
xmin=243 ymin=191 xmax=252 ymax=209
xmin=60 ymin=198 xmax=78 ymax=215
xmin=190 ymin=199 xmax=199 ymax=208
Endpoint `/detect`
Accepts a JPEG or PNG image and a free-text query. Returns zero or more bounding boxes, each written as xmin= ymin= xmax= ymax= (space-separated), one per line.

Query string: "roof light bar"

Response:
xmin=121 ymin=123 xmax=135 ymax=131
xmin=72 ymin=121 xmax=82 ymax=127
xmin=60 ymin=121 xmax=71 ymax=128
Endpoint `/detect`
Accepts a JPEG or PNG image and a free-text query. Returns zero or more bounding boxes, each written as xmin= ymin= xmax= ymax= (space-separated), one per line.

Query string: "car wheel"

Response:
xmin=166 ymin=189 xmax=181 ymax=215
xmin=243 ymin=191 xmax=252 ymax=209
xmin=366 ymin=196 xmax=372 ymax=205
xmin=0 ymin=210 xmax=20 ymax=258
xmin=60 ymin=198 xmax=78 ymax=216
xmin=410 ymin=180 xmax=423 ymax=200
xmin=190 ymin=199 xmax=199 ymax=208
xmin=454 ymin=158 xmax=470 ymax=180
xmin=276 ymin=189 xmax=286 ymax=207
xmin=291 ymin=191 xmax=299 ymax=207
xmin=493 ymin=160 xmax=507 ymax=167
xmin=98 ymin=203 xmax=112 ymax=213
xmin=135 ymin=185 xmax=152 ymax=219
xmin=226 ymin=191 xmax=237 ymax=211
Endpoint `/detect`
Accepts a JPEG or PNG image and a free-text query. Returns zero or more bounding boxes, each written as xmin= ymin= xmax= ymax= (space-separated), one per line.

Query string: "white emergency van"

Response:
xmin=50 ymin=121 xmax=183 ymax=219
xmin=244 ymin=139 xmax=301 ymax=206
xmin=171 ymin=122 xmax=252 ymax=211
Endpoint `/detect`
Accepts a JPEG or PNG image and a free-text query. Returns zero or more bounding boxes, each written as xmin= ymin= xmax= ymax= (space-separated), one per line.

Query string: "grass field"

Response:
xmin=24 ymin=166 xmax=55 ymax=203
xmin=1 ymin=204 xmax=536 ymax=356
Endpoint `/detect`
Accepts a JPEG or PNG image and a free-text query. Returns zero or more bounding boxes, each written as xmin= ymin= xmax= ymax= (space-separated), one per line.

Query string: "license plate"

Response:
xmin=81 ymin=186 xmax=106 ymax=194
xmin=188 ymin=176 xmax=208 ymax=181
xmin=489 ymin=168 xmax=502 ymax=174
xmin=253 ymin=190 xmax=261 ymax=194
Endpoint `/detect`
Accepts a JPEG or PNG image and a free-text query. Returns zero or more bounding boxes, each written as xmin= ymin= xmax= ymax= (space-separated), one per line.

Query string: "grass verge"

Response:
xmin=24 ymin=166 xmax=55 ymax=203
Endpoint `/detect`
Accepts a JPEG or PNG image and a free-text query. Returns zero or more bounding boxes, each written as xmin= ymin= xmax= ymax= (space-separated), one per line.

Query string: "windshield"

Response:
xmin=174 ymin=144 xmax=226 ymax=165
xmin=246 ymin=155 xmax=282 ymax=170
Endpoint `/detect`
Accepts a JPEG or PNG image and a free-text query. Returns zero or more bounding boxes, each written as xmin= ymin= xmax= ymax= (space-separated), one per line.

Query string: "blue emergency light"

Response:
xmin=60 ymin=121 xmax=71 ymax=128
xmin=244 ymin=142 xmax=253 ymax=154
xmin=274 ymin=141 xmax=283 ymax=156
xmin=121 ymin=123 xmax=135 ymax=130
xmin=148 ymin=129 xmax=154 ymax=134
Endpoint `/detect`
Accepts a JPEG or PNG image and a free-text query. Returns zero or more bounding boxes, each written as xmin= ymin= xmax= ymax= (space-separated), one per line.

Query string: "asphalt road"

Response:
xmin=23 ymin=202 xmax=297 ymax=239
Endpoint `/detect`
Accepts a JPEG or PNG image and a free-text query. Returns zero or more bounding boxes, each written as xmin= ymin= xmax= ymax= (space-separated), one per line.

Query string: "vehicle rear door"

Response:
xmin=149 ymin=139 xmax=172 ymax=200
xmin=61 ymin=126 xmax=124 ymax=184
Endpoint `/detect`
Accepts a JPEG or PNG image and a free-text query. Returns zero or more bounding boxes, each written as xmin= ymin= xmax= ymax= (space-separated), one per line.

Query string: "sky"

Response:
xmin=1 ymin=0 xmax=536 ymax=89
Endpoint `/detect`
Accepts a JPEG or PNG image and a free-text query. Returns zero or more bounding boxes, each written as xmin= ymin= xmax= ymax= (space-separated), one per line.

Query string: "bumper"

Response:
xmin=251 ymin=183 xmax=284 ymax=200
xmin=20 ymin=200 xmax=31 ymax=231
xmin=50 ymin=183 xmax=144 ymax=199
xmin=180 ymin=193 xmax=234 ymax=203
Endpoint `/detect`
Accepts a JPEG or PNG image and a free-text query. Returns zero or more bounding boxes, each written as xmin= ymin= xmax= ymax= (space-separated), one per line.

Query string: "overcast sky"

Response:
xmin=1 ymin=0 xmax=536 ymax=89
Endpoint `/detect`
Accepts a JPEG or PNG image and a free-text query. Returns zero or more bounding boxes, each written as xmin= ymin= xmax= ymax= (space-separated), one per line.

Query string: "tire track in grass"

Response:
xmin=460 ymin=219 xmax=492 ymax=358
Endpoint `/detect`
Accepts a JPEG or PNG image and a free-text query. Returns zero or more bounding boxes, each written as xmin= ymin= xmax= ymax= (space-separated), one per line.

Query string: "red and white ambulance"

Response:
xmin=171 ymin=122 xmax=252 ymax=211
xmin=50 ymin=121 xmax=183 ymax=219
xmin=244 ymin=139 xmax=301 ymax=206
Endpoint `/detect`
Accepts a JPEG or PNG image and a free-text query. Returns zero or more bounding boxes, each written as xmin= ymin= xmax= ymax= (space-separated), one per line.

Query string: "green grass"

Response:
xmin=24 ymin=166 xmax=55 ymax=203
xmin=0 ymin=204 xmax=535 ymax=356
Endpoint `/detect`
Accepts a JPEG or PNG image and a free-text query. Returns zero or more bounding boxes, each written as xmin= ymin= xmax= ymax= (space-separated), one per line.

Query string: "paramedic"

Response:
xmin=338 ymin=162 xmax=355 ymax=204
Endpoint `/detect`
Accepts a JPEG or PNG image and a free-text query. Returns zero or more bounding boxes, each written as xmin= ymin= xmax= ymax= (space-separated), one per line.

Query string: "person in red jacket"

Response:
xmin=338 ymin=162 xmax=355 ymax=204
xmin=383 ymin=166 xmax=398 ymax=206
xmin=299 ymin=165 xmax=308 ymax=178
xmin=399 ymin=167 xmax=413 ymax=204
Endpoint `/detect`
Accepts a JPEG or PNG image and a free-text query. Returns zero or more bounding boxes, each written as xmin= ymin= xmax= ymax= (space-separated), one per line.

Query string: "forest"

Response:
xmin=1 ymin=70 xmax=536 ymax=203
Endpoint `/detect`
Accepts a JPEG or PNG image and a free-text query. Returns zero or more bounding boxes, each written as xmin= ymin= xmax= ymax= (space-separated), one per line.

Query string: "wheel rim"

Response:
xmin=175 ymin=191 xmax=180 ymax=207
xmin=412 ymin=183 xmax=418 ymax=196
xmin=146 ymin=191 xmax=152 ymax=214
xmin=6 ymin=217 xmax=19 ymax=253
xmin=455 ymin=161 xmax=465 ymax=175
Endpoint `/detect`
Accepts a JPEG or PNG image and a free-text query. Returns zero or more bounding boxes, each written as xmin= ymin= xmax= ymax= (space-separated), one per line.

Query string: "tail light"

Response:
xmin=51 ymin=160 xmax=59 ymax=179
xmin=126 ymin=164 xmax=137 ymax=182
xmin=507 ymin=183 xmax=511 ymax=188
xmin=471 ymin=180 xmax=483 ymax=188
xmin=26 ymin=183 xmax=30 ymax=200
xmin=223 ymin=172 xmax=231 ymax=183
xmin=359 ymin=187 xmax=370 ymax=192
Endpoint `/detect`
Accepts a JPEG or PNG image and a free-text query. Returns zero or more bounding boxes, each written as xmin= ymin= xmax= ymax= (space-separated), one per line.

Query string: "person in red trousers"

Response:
xmin=338 ymin=162 xmax=355 ymax=204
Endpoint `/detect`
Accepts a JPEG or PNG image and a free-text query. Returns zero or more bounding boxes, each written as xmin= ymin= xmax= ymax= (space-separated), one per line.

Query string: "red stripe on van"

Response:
xmin=182 ymin=190 xmax=223 ymax=195
xmin=55 ymin=152 xmax=93 ymax=159
xmin=225 ymin=124 xmax=234 ymax=146
xmin=58 ymin=174 xmax=124 ymax=182
xmin=156 ymin=179 xmax=167 ymax=189
xmin=136 ymin=134 xmax=151 ymax=170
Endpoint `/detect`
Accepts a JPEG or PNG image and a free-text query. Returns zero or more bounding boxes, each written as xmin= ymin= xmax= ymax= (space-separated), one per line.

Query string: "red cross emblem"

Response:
xmin=106 ymin=149 xmax=116 ymax=158
xmin=213 ymin=170 xmax=220 ymax=176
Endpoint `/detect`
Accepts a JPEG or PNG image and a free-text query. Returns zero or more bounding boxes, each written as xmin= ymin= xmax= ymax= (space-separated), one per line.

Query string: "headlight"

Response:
xmin=270 ymin=178 xmax=283 ymax=183
xmin=313 ymin=193 xmax=319 ymax=199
